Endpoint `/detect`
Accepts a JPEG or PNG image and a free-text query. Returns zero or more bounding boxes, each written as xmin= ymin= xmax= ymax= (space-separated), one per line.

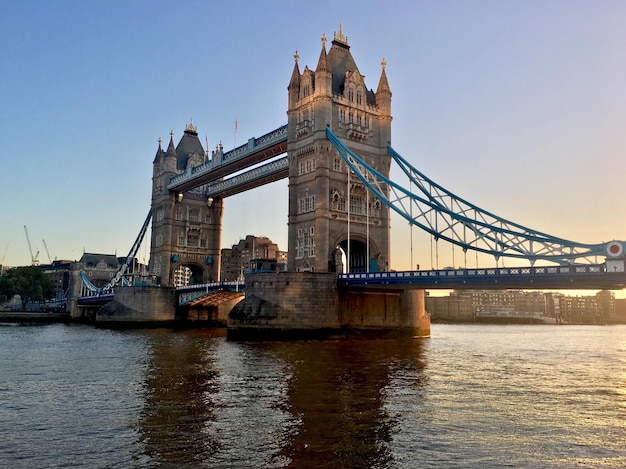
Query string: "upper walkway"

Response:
xmin=168 ymin=125 xmax=288 ymax=194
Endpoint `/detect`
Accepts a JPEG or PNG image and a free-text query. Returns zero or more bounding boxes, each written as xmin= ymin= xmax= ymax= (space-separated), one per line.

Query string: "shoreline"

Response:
xmin=0 ymin=311 xmax=72 ymax=323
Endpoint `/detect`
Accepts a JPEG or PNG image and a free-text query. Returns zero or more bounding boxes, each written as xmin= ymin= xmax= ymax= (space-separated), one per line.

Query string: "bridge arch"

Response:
xmin=333 ymin=235 xmax=382 ymax=273
xmin=172 ymin=262 xmax=207 ymax=286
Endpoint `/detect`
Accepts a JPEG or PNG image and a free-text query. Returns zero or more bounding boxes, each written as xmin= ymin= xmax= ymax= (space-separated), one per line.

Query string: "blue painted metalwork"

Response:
xmin=205 ymin=156 xmax=288 ymax=198
xmin=168 ymin=124 xmax=288 ymax=192
xmin=339 ymin=265 xmax=626 ymax=290
xmin=79 ymin=210 xmax=152 ymax=295
xmin=76 ymin=293 xmax=114 ymax=305
xmin=326 ymin=127 xmax=625 ymax=265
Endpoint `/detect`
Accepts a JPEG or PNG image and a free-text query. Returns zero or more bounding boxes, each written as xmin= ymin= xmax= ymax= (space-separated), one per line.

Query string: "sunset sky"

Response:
xmin=1 ymin=1 xmax=624 ymax=295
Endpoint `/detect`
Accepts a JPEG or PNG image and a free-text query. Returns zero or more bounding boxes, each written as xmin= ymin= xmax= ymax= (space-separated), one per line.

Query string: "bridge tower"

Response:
xmin=287 ymin=25 xmax=392 ymax=273
xmin=149 ymin=121 xmax=223 ymax=286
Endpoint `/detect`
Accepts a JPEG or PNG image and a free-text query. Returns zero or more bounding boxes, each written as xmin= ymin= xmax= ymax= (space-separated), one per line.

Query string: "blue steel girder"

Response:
xmin=205 ymin=157 xmax=288 ymax=199
xmin=168 ymin=125 xmax=288 ymax=194
xmin=79 ymin=209 xmax=152 ymax=294
xmin=326 ymin=127 xmax=625 ymax=265
xmin=339 ymin=265 xmax=626 ymax=290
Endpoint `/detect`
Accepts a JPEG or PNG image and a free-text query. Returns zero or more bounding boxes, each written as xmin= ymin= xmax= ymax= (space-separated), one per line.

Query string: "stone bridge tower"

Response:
xmin=287 ymin=25 xmax=392 ymax=273
xmin=149 ymin=121 xmax=223 ymax=286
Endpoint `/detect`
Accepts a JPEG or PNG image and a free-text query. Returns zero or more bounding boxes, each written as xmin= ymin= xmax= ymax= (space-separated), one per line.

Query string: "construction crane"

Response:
xmin=42 ymin=239 xmax=53 ymax=264
xmin=23 ymin=226 xmax=40 ymax=266
xmin=1 ymin=244 xmax=7 ymax=263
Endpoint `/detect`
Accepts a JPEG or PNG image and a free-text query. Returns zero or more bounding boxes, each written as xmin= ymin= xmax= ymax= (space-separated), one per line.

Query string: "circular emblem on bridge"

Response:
xmin=606 ymin=241 xmax=624 ymax=257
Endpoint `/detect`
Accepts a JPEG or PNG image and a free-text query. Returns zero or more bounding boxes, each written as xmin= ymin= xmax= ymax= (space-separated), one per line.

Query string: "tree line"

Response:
xmin=0 ymin=266 xmax=55 ymax=307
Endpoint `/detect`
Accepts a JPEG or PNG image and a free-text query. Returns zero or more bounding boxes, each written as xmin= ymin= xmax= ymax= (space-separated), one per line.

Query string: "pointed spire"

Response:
xmin=165 ymin=130 xmax=177 ymax=157
xmin=376 ymin=57 xmax=391 ymax=95
xmin=153 ymin=136 xmax=164 ymax=164
xmin=315 ymin=33 xmax=329 ymax=72
xmin=288 ymin=50 xmax=301 ymax=91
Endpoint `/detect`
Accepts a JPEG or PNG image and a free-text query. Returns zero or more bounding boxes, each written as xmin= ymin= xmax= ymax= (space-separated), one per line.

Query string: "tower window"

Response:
xmin=350 ymin=195 xmax=363 ymax=215
xmin=188 ymin=209 xmax=200 ymax=222
xmin=298 ymin=194 xmax=316 ymax=213
xmin=333 ymin=157 xmax=342 ymax=172
xmin=338 ymin=196 xmax=346 ymax=212
xmin=187 ymin=232 xmax=199 ymax=247
xmin=298 ymin=158 xmax=316 ymax=175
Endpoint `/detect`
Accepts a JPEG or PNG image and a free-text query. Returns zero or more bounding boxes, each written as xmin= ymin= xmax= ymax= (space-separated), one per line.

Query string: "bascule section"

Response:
xmin=287 ymin=26 xmax=393 ymax=273
xmin=149 ymin=121 xmax=223 ymax=287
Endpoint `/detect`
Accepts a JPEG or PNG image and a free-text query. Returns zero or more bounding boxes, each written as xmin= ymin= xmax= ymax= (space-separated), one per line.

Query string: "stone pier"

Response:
xmin=227 ymin=272 xmax=430 ymax=340
xmin=96 ymin=286 xmax=176 ymax=324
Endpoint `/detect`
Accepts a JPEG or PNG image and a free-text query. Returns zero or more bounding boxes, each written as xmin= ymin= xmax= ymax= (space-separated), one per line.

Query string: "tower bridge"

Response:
xmin=74 ymin=26 xmax=626 ymax=337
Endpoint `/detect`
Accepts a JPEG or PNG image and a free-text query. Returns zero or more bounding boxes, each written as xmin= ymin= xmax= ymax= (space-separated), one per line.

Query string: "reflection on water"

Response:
xmin=136 ymin=330 xmax=427 ymax=468
xmin=273 ymin=339 xmax=427 ymax=468
xmin=1 ymin=324 xmax=625 ymax=468
xmin=137 ymin=328 xmax=224 ymax=465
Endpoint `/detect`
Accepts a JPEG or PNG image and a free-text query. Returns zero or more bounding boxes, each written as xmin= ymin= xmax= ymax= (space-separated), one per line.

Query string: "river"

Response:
xmin=0 ymin=323 xmax=624 ymax=468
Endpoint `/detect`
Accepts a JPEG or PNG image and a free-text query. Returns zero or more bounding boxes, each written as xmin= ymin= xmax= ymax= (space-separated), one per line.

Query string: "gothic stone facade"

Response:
xmin=150 ymin=122 xmax=223 ymax=286
xmin=287 ymin=27 xmax=392 ymax=273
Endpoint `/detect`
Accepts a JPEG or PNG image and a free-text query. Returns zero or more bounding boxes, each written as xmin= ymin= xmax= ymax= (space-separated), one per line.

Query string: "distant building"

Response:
xmin=596 ymin=290 xmax=616 ymax=323
xmin=615 ymin=298 xmax=626 ymax=323
xmin=427 ymin=289 xmax=622 ymax=324
xmin=41 ymin=260 xmax=73 ymax=299
xmin=75 ymin=253 xmax=120 ymax=289
xmin=73 ymin=253 xmax=147 ymax=292
xmin=427 ymin=290 xmax=547 ymax=322
xmin=220 ymin=235 xmax=287 ymax=281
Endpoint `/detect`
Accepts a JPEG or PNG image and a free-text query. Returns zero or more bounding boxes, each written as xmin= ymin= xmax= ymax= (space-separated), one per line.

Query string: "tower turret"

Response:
xmin=375 ymin=58 xmax=392 ymax=145
xmin=163 ymin=131 xmax=178 ymax=173
xmin=375 ymin=58 xmax=392 ymax=116
xmin=288 ymin=51 xmax=301 ymax=110
xmin=152 ymin=137 xmax=164 ymax=165
xmin=314 ymin=34 xmax=331 ymax=97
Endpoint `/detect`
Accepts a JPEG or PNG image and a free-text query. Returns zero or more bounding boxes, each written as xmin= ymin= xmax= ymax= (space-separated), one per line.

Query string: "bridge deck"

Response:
xmin=340 ymin=265 xmax=626 ymax=290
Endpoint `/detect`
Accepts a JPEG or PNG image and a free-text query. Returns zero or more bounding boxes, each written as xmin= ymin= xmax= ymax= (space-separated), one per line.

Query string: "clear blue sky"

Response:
xmin=1 ymin=1 xmax=625 ymax=295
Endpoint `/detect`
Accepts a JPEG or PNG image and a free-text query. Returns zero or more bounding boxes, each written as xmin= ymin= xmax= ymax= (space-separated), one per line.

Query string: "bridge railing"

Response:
xmin=176 ymin=281 xmax=245 ymax=291
xmin=177 ymin=281 xmax=245 ymax=305
xmin=339 ymin=264 xmax=612 ymax=288
xmin=341 ymin=264 xmax=605 ymax=281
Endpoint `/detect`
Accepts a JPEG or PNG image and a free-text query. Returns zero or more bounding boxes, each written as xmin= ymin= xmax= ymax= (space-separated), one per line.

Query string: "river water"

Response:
xmin=0 ymin=323 xmax=624 ymax=468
